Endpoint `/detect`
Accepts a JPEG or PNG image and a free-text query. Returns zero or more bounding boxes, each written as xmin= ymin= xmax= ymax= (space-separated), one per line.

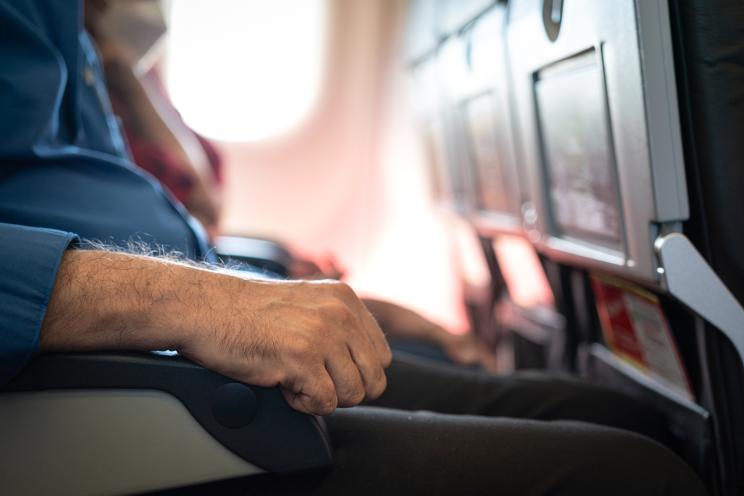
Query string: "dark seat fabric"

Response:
xmin=151 ymin=353 xmax=706 ymax=496
xmin=671 ymin=0 xmax=744 ymax=304
xmin=670 ymin=1 xmax=744 ymax=493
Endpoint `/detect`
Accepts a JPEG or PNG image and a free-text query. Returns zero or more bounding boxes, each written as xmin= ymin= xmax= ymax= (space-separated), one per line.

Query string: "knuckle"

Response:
xmin=323 ymin=300 xmax=352 ymax=322
xmin=319 ymin=402 xmax=336 ymax=416
xmin=318 ymin=392 xmax=337 ymax=415
xmin=349 ymin=377 xmax=366 ymax=399
xmin=375 ymin=362 xmax=387 ymax=381
xmin=318 ymin=377 xmax=336 ymax=398
xmin=350 ymin=387 xmax=366 ymax=405
xmin=369 ymin=371 xmax=387 ymax=399
xmin=305 ymin=379 xmax=337 ymax=416
xmin=380 ymin=347 xmax=393 ymax=367
xmin=339 ymin=385 xmax=365 ymax=407
xmin=332 ymin=281 xmax=356 ymax=300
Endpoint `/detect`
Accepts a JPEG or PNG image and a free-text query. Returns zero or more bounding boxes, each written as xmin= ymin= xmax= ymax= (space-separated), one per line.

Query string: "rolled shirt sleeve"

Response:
xmin=0 ymin=222 xmax=77 ymax=383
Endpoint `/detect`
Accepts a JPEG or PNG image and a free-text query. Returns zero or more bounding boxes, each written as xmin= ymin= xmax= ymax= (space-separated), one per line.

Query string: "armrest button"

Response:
xmin=212 ymin=383 xmax=258 ymax=428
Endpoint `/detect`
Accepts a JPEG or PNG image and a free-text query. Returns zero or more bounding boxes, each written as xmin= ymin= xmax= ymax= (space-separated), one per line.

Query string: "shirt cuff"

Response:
xmin=0 ymin=223 xmax=78 ymax=383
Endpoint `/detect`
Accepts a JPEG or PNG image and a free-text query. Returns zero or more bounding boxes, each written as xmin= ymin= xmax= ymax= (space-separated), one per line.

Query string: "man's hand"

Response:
xmin=40 ymin=250 xmax=392 ymax=416
xmin=181 ymin=277 xmax=392 ymax=415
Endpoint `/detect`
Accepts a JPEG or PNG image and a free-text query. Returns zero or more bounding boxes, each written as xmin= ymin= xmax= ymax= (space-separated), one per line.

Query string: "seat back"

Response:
xmin=405 ymin=1 xmax=568 ymax=367
xmin=502 ymin=0 xmax=744 ymax=492
xmin=669 ymin=1 xmax=744 ymax=492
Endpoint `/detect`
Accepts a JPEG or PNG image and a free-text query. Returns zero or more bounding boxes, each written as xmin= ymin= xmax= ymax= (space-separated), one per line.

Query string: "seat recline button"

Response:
xmin=212 ymin=383 xmax=258 ymax=428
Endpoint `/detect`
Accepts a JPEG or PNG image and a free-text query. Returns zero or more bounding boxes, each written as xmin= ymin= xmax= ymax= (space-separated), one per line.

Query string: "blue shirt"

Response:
xmin=0 ymin=1 xmax=208 ymax=382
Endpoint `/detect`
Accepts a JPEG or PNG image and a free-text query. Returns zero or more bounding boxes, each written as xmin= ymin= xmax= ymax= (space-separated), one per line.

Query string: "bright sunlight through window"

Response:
xmin=165 ymin=0 xmax=328 ymax=142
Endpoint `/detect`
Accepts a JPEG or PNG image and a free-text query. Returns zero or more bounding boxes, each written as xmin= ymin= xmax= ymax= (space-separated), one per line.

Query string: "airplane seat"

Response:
xmin=504 ymin=0 xmax=744 ymax=492
xmin=668 ymin=1 xmax=744 ymax=492
xmin=0 ymin=353 xmax=332 ymax=495
xmin=427 ymin=1 xmax=571 ymax=372
xmin=402 ymin=1 xmax=577 ymax=372
xmin=404 ymin=1 xmax=507 ymax=346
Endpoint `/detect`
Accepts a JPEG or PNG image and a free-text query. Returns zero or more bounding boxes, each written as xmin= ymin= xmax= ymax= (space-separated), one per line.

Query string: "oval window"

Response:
xmin=165 ymin=0 xmax=328 ymax=142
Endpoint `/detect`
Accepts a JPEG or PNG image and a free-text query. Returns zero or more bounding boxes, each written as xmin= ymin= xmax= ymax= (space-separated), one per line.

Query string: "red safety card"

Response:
xmin=591 ymin=274 xmax=694 ymax=402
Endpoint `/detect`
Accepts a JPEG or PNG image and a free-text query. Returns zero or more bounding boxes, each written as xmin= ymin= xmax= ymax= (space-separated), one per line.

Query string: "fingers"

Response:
xmin=280 ymin=320 xmax=386 ymax=414
xmin=357 ymin=305 xmax=393 ymax=367
xmin=324 ymin=347 xmax=366 ymax=407
xmin=281 ymin=369 xmax=338 ymax=416
xmin=338 ymin=314 xmax=388 ymax=399
xmin=332 ymin=283 xmax=392 ymax=367
xmin=281 ymin=351 xmax=382 ymax=415
xmin=347 ymin=341 xmax=387 ymax=400
xmin=222 ymin=279 xmax=393 ymax=417
xmin=279 ymin=339 xmax=379 ymax=415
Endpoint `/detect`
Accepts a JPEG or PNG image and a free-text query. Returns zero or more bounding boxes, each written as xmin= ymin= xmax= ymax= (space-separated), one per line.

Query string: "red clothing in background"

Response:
xmin=109 ymin=71 xmax=223 ymax=204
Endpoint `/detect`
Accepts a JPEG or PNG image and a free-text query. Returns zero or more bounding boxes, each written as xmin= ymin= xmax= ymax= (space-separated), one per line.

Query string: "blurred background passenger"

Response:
xmin=85 ymin=0 xmax=222 ymax=239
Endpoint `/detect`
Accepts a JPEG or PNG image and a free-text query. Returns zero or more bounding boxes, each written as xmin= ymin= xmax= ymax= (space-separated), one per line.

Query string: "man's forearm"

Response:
xmin=39 ymin=249 xmax=391 ymax=416
xmin=40 ymin=249 xmax=219 ymax=353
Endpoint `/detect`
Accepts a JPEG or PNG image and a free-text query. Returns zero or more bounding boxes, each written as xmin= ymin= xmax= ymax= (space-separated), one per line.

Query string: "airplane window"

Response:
xmin=165 ymin=0 xmax=328 ymax=142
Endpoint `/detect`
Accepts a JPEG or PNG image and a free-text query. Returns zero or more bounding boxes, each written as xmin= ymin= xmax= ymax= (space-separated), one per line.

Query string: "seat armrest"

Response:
xmin=2 ymin=352 xmax=332 ymax=473
xmin=215 ymin=235 xmax=294 ymax=277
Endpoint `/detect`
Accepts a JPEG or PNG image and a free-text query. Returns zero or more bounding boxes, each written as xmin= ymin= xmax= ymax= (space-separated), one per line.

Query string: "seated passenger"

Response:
xmin=0 ymin=1 xmax=707 ymax=494
xmin=85 ymin=1 xmax=483 ymax=368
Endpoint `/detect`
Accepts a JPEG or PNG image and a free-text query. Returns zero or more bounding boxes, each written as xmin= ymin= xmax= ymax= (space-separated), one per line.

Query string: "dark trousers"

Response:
xmin=166 ymin=353 xmax=708 ymax=495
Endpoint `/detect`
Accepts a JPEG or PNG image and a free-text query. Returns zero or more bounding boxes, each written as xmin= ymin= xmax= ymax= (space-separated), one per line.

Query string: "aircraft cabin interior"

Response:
xmin=1 ymin=0 xmax=743 ymax=494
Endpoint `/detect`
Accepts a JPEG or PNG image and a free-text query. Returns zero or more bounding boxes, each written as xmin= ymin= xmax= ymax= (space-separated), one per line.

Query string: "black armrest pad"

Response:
xmin=2 ymin=353 xmax=332 ymax=473
xmin=215 ymin=236 xmax=294 ymax=277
